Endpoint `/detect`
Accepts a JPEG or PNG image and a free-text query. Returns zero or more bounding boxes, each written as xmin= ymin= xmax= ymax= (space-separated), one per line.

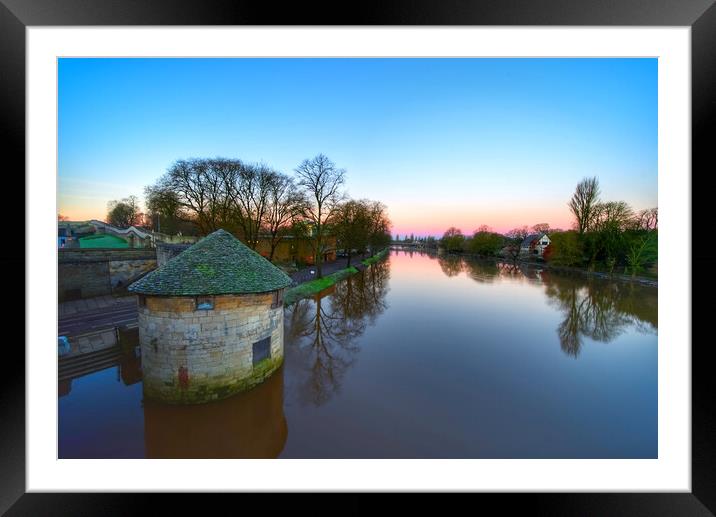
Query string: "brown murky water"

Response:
xmin=59 ymin=249 xmax=657 ymax=458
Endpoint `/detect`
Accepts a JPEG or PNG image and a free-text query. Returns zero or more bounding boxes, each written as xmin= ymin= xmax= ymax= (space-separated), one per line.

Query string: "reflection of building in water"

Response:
xmin=143 ymin=367 xmax=287 ymax=458
xmin=58 ymin=379 xmax=72 ymax=397
xmin=119 ymin=348 xmax=143 ymax=386
xmin=284 ymin=261 xmax=390 ymax=406
xmin=129 ymin=229 xmax=292 ymax=404
xmin=517 ymin=265 xmax=544 ymax=282
xmin=117 ymin=326 xmax=142 ymax=386
xmin=58 ymin=327 xmax=142 ymax=395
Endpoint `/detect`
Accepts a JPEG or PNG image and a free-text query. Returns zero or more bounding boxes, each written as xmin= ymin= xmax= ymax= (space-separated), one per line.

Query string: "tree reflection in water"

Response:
xmin=463 ymin=259 xmax=500 ymax=283
xmin=438 ymin=254 xmax=463 ymax=277
xmin=437 ymin=254 xmax=657 ymax=358
xmin=542 ymin=272 xmax=657 ymax=357
xmin=441 ymin=254 xmax=528 ymax=283
xmin=284 ymin=261 xmax=390 ymax=406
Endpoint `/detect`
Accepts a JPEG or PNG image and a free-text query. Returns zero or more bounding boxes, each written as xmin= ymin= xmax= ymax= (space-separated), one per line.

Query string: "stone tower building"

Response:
xmin=128 ymin=229 xmax=292 ymax=404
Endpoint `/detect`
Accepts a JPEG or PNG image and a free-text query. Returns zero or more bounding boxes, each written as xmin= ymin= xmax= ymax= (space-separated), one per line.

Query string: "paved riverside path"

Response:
xmin=58 ymin=257 xmax=372 ymax=337
xmin=59 ymin=295 xmax=138 ymax=337
xmin=289 ymin=255 xmax=367 ymax=285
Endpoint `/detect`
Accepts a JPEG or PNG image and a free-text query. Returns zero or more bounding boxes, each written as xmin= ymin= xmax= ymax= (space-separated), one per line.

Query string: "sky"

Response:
xmin=58 ymin=58 xmax=657 ymax=237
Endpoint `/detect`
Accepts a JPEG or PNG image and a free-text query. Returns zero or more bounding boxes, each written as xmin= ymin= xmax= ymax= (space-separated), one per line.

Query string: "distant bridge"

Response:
xmin=390 ymin=241 xmax=425 ymax=248
xmin=90 ymin=220 xmax=154 ymax=244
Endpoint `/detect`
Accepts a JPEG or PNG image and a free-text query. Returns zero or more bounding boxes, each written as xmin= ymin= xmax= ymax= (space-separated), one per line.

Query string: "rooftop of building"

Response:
xmin=128 ymin=229 xmax=292 ymax=296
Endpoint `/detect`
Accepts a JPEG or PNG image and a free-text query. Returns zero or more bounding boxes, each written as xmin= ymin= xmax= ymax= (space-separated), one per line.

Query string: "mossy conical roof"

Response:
xmin=128 ymin=229 xmax=292 ymax=296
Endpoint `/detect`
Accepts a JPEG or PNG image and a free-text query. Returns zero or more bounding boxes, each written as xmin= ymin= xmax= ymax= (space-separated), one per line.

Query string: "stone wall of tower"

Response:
xmin=137 ymin=291 xmax=284 ymax=404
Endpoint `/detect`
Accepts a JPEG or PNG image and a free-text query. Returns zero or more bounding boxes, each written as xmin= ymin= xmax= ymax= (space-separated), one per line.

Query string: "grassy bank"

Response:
xmin=284 ymin=249 xmax=390 ymax=306
xmin=361 ymin=248 xmax=389 ymax=266
xmin=284 ymin=266 xmax=359 ymax=306
xmin=516 ymin=258 xmax=657 ymax=287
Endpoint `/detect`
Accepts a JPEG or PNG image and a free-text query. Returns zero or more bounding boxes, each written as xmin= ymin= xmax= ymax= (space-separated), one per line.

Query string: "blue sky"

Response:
xmin=58 ymin=58 xmax=657 ymax=236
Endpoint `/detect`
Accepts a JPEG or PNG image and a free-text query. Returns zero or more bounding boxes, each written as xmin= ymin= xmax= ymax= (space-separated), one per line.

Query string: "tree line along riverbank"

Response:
xmin=396 ymin=176 xmax=657 ymax=280
xmin=510 ymin=256 xmax=657 ymax=287
xmin=418 ymin=247 xmax=657 ymax=288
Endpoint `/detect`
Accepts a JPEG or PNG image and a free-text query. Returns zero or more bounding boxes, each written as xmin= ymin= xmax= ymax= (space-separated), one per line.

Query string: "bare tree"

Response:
xmin=532 ymin=223 xmax=550 ymax=234
xmin=503 ymin=226 xmax=530 ymax=261
xmin=157 ymin=158 xmax=236 ymax=235
xmin=295 ymin=154 xmax=346 ymax=277
xmin=366 ymin=200 xmax=392 ymax=254
xmin=568 ymin=177 xmax=601 ymax=234
xmin=635 ymin=207 xmax=658 ymax=231
xmin=172 ymin=159 xmax=214 ymax=233
xmin=107 ymin=195 xmax=143 ymax=228
xmin=506 ymin=226 xmax=530 ymax=240
xmin=264 ymin=173 xmax=307 ymax=261
xmin=207 ymin=158 xmax=242 ymax=235
xmin=228 ymin=163 xmax=276 ymax=249
xmin=332 ymin=199 xmax=371 ymax=267
xmin=593 ymin=201 xmax=634 ymax=233
xmin=145 ymin=183 xmax=186 ymax=234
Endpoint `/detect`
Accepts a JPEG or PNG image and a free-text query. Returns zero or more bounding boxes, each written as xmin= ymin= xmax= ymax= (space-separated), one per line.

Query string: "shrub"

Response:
xmin=545 ymin=231 xmax=583 ymax=266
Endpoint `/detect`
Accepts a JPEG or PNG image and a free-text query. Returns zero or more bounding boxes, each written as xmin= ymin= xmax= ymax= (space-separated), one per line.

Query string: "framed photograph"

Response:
xmin=5 ymin=0 xmax=714 ymax=513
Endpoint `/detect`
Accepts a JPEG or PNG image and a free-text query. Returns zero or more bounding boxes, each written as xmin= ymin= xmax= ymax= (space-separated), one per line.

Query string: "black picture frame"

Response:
xmin=3 ymin=0 xmax=714 ymax=514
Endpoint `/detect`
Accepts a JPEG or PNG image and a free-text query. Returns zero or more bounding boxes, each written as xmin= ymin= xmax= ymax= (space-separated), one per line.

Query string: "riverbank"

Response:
xmin=395 ymin=247 xmax=657 ymax=288
xmin=516 ymin=258 xmax=658 ymax=287
xmin=57 ymin=251 xmax=383 ymax=360
xmin=284 ymin=249 xmax=389 ymax=305
xmin=361 ymin=248 xmax=389 ymax=266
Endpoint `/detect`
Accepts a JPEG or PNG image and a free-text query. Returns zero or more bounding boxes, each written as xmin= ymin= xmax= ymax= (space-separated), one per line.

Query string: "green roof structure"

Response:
xmin=129 ymin=229 xmax=292 ymax=296
xmin=78 ymin=234 xmax=129 ymax=248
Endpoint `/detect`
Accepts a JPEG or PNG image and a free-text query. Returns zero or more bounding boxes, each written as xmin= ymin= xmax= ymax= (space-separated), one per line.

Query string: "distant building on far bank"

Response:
xmin=520 ymin=233 xmax=551 ymax=257
xmin=58 ymin=221 xmax=97 ymax=248
xmin=58 ymin=218 xmax=337 ymax=265
xmin=58 ymin=219 xmax=199 ymax=249
xmin=58 ymin=227 xmax=68 ymax=248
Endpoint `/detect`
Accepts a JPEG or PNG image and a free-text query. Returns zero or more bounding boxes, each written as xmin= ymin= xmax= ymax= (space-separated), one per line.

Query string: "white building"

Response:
xmin=520 ymin=233 xmax=551 ymax=256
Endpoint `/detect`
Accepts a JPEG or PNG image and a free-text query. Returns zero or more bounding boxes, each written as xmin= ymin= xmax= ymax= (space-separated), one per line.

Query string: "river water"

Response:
xmin=58 ymin=249 xmax=657 ymax=458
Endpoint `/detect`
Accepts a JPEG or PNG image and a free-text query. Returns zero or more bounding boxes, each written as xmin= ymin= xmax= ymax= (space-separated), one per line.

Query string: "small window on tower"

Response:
xmin=271 ymin=289 xmax=283 ymax=309
xmin=253 ymin=337 xmax=271 ymax=366
xmin=195 ymin=296 xmax=214 ymax=310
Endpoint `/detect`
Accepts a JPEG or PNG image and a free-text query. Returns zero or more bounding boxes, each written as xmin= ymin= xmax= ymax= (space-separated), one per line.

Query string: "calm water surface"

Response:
xmin=59 ymin=250 xmax=657 ymax=458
